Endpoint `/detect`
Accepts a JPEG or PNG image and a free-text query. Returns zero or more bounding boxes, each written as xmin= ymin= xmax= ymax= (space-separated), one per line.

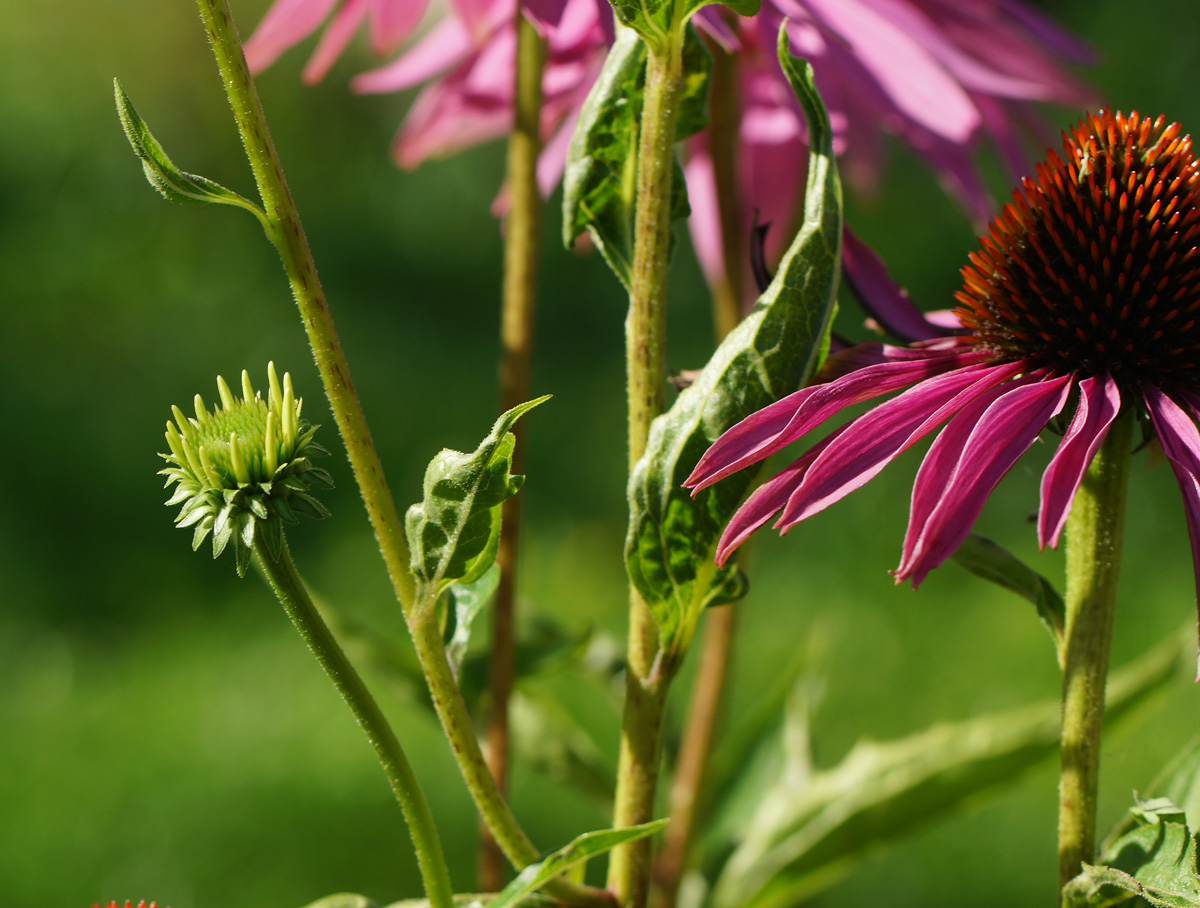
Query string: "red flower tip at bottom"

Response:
xmin=688 ymin=109 xmax=1200 ymax=669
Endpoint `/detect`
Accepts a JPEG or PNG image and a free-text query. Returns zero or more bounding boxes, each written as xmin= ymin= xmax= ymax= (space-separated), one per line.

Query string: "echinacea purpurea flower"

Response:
xmin=687 ymin=110 xmax=1200 ymax=618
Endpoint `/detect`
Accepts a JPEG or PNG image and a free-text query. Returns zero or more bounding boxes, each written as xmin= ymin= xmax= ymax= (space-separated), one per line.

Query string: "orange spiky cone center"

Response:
xmin=956 ymin=110 xmax=1200 ymax=390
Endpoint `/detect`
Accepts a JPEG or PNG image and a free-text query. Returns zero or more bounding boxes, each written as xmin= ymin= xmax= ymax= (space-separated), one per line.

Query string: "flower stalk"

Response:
xmin=1057 ymin=407 xmax=1134 ymax=895
xmin=480 ymin=10 xmax=548 ymax=891
xmin=611 ymin=25 xmax=687 ymax=908
xmin=192 ymin=5 xmax=610 ymax=904
xmin=256 ymin=537 xmax=455 ymax=908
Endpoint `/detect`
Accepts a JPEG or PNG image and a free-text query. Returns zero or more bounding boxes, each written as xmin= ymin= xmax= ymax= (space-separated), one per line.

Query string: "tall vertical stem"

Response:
xmin=256 ymin=540 xmax=454 ymax=908
xmin=654 ymin=42 xmax=743 ymax=908
xmin=1057 ymin=409 xmax=1133 ymax=897
xmin=480 ymin=11 xmax=547 ymax=891
xmin=610 ymin=31 xmax=686 ymax=908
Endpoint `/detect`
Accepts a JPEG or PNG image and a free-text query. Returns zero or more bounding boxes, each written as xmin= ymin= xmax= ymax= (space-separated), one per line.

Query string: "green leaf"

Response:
xmin=114 ymin=79 xmax=267 ymax=226
xmin=405 ymin=397 xmax=547 ymax=606
xmin=301 ymin=896 xmax=378 ymax=908
xmin=491 ymin=820 xmax=669 ymax=908
xmin=562 ymin=26 xmax=711 ymax=290
xmin=624 ymin=31 xmax=841 ymax=668
xmin=1064 ymin=800 xmax=1200 ymax=908
xmin=444 ymin=563 xmax=501 ymax=677
xmin=709 ymin=632 xmax=1184 ymax=908
xmin=952 ymin=533 xmax=1066 ymax=662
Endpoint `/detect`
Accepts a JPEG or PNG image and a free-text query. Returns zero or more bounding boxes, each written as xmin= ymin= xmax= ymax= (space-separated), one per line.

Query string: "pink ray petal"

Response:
xmin=352 ymin=17 xmax=474 ymax=94
xmin=244 ymin=0 xmax=339 ymax=74
xmin=1143 ymin=385 xmax=1200 ymax=681
xmin=775 ymin=359 xmax=1023 ymax=528
xmin=897 ymin=370 xmax=1071 ymax=586
xmin=369 ymin=0 xmax=435 ymax=54
xmin=522 ymin=0 xmax=569 ymax=31
xmin=715 ymin=428 xmax=847 ymax=565
xmin=687 ymin=345 xmax=989 ymax=491
xmin=302 ymin=0 xmax=369 ymax=84
xmin=1038 ymin=373 xmax=1121 ymax=550
xmin=842 ymin=226 xmax=944 ymax=342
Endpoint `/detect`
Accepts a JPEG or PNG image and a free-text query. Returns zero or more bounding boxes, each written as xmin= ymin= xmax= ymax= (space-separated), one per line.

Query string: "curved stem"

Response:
xmin=610 ymin=29 xmax=686 ymax=908
xmin=1057 ymin=409 xmax=1133 ymax=897
xmin=194 ymin=0 xmax=415 ymax=612
xmin=193 ymin=6 xmax=611 ymax=904
xmin=481 ymin=10 xmax=547 ymax=891
xmin=255 ymin=538 xmax=454 ymax=908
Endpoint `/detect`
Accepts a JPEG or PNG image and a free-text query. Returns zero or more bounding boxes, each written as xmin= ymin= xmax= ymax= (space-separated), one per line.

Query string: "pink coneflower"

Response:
xmin=92 ymin=902 xmax=160 ymax=908
xmin=687 ymin=111 xmax=1200 ymax=597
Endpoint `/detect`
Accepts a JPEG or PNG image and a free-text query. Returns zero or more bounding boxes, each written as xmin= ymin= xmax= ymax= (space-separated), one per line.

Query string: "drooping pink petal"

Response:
xmin=1143 ymin=385 xmax=1200 ymax=681
xmin=775 ymin=359 xmax=1023 ymax=527
xmin=897 ymin=370 xmax=1071 ymax=586
xmin=243 ymin=0 xmax=339 ymax=74
xmin=302 ymin=0 xmax=370 ymax=85
xmin=1038 ymin=373 xmax=1121 ymax=550
xmin=522 ymin=0 xmax=569 ymax=31
xmin=842 ymin=226 xmax=944 ymax=342
xmin=684 ymin=140 xmax=724 ymax=288
xmin=369 ymin=0 xmax=435 ymax=54
xmin=687 ymin=344 xmax=989 ymax=491
xmin=716 ymin=427 xmax=847 ymax=565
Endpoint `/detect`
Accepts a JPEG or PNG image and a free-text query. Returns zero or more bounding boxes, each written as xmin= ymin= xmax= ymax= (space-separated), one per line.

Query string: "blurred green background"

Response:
xmin=2 ymin=1 xmax=1198 ymax=905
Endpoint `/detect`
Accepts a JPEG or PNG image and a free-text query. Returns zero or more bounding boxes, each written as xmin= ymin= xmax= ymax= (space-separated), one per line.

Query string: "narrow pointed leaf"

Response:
xmin=491 ymin=820 xmax=669 ymax=908
xmin=114 ymin=79 xmax=267 ymax=225
xmin=562 ymin=27 xmax=711 ymax=289
xmin=405 ymin=397 xmax=547 ymax=603
xmin=710 ymin=633 xmax=1184 ymax=908
xmin=624 ymin=33 xmax=841 ymax=668
xmin=952 ymin=533 xmax=1066 ymax=661
xmin=301 ymin=896 xmax=379 ymax=908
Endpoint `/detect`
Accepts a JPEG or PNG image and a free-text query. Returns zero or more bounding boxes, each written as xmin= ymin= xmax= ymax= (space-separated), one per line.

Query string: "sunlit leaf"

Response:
xmin=114 ymin=78 xmax=267 ymax=226
xmin=405 ymin=397 xmax=548 ymax=605
xmin=491 ymin=820 xmax=669 ymax=908
xmin=624 ymin=31 xmax=841 ymax=669
xmin=952 ymin=534 xmax=1065 ymax=662
xmin=301 ymin=896 xmax=378 ymax=908
xmin=562 ymin=26 xmax=711 ymax=289
xmin=1064 ymin=799 xmax=1200 ymax=908
xmin=710 ymin=633 xmax=1184 ymax=908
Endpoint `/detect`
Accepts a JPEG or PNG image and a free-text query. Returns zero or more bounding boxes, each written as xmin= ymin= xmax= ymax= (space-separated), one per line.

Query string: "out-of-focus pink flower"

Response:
xmin=686 ymin=0 xmax=1096 ymax=306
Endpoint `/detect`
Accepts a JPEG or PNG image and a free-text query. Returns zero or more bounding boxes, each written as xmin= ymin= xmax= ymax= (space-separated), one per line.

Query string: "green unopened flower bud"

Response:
xmin=160 ymin=363 xmax=333 ymax=576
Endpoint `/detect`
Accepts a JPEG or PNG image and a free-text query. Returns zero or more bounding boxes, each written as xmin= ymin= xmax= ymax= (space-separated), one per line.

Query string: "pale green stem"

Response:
xmin=255 ymin=538 xmax=454 ymax=908
xmin=610 ymin=29 xmax=687 ymax=908
xmin=410 ymin=602 xmax=614 ymax=908
xmin=1057 ymin=409 xmax=1134 ymax=898
xmin=195 ymin=6 xmax=609 ymax=903
xmin=194 ymin=0 xmax=415 ymax=610
xmin=481 ymin=11 xmax=547 ymax=891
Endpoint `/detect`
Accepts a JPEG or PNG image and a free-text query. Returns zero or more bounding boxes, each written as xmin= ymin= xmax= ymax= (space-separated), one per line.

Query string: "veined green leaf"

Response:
xmin=114 ymin=79 xmax=267 ymax=226
xmin=624 ymin=30 xmax=841 ymax=668
xmin=561 ymin=26 xmax=711 ymax=290
xmin=607 ymin=0 xmax=760 ymax=48
xmin=405 ymin=397 xmax=547 ymax=607
xmin=952 ymin=534 xmax=1066 ymax=663
xmin=710 ymin=632 xmax=1184 ymax=908
xmin=491 ymin=820 xmax=669 ymax=908
xmin=1064 ymin=799 xmax=1200 ymax=908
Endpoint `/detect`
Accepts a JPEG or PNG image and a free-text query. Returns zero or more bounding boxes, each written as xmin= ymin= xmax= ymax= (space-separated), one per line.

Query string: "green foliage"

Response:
xmin=952 ymin=534 xmax=1066 ymax=662
xmin=561 ymin=27 xmax=711 ymax=290
xmin=302 ymin=896 xmax=378 ymax=908
xmin=491 ymin=820 xmax=669 ymax=908
xmin=114 ymin=78 xmax=267 ymax=226
xmin=1063 ymin=800 xmax=1200 ymax=908
xmin=709 ymin=633 xmax=1184 ymax=908
xmin=444 ymin=564 xmax=500 ymax=677
xmin=606 ymin=0 xmax=759 ymax=50
xmin=405 ymin=398 xmax=547 ymax=608
xmin=624 ymin=32 xmax=842 ymax=669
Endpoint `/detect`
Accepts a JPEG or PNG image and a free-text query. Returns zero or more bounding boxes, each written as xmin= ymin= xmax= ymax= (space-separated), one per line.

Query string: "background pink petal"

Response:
xmin=244 ymin=0 xmax=339 ymax=73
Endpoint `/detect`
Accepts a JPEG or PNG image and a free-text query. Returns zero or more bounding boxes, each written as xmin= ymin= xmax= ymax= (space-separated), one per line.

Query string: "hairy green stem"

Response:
xmin=481 ymin=12 xmax=547 ymax=890
xmin=411 ymin=608 xmax=614 ymax=908
xmin=195 ymin=6 xmax=610 ymax=902
xmin=610 ymin=29 xmax=687 ymax=908
xmin=195 ymin=0 xmax=415 ymax=611
xmin=255 ymin=539 xmax=454 ymax=908
xmin=1057 ymin=409 xmax=1133 ymax=897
